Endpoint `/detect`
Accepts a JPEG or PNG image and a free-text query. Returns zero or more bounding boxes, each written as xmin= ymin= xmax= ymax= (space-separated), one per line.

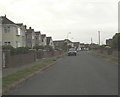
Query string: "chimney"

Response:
xmin=29 ymin=27 xmax=32 ymax=29
xmin=24 ymin=25 xmax=27 ymax=29
xmin=5 ymin=14 xmax=6 ymax=17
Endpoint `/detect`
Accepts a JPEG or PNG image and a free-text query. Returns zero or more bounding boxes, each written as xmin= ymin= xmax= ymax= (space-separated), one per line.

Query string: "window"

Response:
xmin=39 ymin=36 xmax=41 ymax=40
xmin=8 ymin=42 xmax=11 ymax=45
xmin=4 ymin=27 xmax=7 ymax=32
xmin=32 ymin=35 xmax=34 ymax=39
xmin=4 ymin=42 xmax=7 ymax=45
xmin=7 ymin=26 xmax=10 ymax=32
xmin=17 ymin=28 xmax=21 ymax=35
xmin=4 ymin=42 xmax=11 ymax=45
xmin=4 ymin=26 xmax=10 ymax=33
xmin=16 ymin=41 xmax=21 ymax=47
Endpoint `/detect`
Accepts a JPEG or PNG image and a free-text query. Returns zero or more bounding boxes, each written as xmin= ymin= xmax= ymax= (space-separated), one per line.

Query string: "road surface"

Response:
xmin=6 ymin=51 xmax=118 ymax=95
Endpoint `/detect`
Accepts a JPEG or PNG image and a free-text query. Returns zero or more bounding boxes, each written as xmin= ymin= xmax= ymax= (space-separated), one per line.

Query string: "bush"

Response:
xmin=45 ymin=45 xmax=54 ymax=51
xmin=15 ymin=47 xmax=29 ymax=54
xmin=33 ymin=45 xmax=45 ymax=50
xmin=2 ymin=45 xmax=14 ymax=50
xmin=2 ymin=45 xmax=30 ymax=55
xmin=2 ymin=45 xmax=15 ymax=55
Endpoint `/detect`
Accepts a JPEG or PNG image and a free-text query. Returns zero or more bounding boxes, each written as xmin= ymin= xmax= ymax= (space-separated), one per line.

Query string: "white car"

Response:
xmin=67 ymin=48 xmax=77 ymax=56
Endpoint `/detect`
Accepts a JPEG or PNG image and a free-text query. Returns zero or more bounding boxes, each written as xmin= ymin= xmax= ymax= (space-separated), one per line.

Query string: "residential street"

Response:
xmin=6 ymin=51 xmax=118 ymax=95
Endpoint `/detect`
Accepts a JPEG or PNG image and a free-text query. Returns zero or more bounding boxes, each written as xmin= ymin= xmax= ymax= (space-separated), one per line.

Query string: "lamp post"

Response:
xmin=67 ymin=32 xmax=71 ymax=39
xmin=98 ymin=31 xmax=100 ymax=45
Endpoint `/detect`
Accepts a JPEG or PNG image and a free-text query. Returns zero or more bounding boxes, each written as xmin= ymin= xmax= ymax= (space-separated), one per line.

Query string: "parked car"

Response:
xmin=68 ymin=48 xmax=77 ymax=56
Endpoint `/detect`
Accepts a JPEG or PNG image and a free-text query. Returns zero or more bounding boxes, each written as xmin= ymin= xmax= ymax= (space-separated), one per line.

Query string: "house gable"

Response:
xmin=1 ymin=15 xmax=15 ymax=24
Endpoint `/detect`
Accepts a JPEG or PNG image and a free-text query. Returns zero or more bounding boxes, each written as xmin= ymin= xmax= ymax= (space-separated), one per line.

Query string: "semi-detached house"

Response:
xmin=46 ymin=37 xmax=54 ymax=49
xmin=26 ymin=27 xmax=35 ymax=48
xmin=1 ymin=15 xmax=26 ymax=48
xmin=41 ymin=34 xmax=47 ymax=46
xmin=35 ymin=31 xmax=42 ymax=46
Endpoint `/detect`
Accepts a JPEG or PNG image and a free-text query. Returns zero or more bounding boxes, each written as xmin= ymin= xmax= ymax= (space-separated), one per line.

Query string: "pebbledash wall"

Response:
xmin=2 ymin=50 xmax=63 ymax=68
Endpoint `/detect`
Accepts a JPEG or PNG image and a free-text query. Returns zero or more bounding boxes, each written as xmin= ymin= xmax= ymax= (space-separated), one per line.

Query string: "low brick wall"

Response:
xmin=112 ymin=51 xmax=119 ymax=57
xmin=2 ymin=50 xmax=64 ymax=68
xmin=36 ymin=50 xmax=44 ymax=59
xmin=95 ymin=49 xmax=119 ymax=58
xmin=9 ymin=52 xmax=36 ymax=67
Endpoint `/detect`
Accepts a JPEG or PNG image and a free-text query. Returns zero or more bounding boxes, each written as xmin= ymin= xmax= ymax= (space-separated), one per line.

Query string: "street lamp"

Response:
xmin=67 ymin=32 xmax=71 ymax=39
xmin=98 ymin=31 xmax=100 ymax=45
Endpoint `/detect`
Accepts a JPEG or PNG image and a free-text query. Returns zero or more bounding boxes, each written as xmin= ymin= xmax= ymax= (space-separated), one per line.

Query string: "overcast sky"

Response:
xmin=0 ymin=0 xmax=119 ymax=44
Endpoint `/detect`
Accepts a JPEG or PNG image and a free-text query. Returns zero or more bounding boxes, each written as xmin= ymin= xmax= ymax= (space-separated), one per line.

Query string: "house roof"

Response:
xmin=26 ymin=29 xmax=34 ymax=33
xmin=73 ymin=42 xmax=80 ymax=46
xmin=1 ymin=15 xmax=15 ymax=24
xmin=16 ymin=23 xmax=23 ymax=27
xmin=41 ymin=34 xmax=46 ymax=37
xmin=73 ymin=42 xmax=80 ymax=47
xmin=53 ymin=40 xmax=64 ymax=44
xmin=46 ymin=37 xmax=52 ymax=45
xmin=64 ymin=39 xmax=72 ymax=43
xmin=41 ymin=34 xmax=46 ymax=39
xmin=35 ymin=31 xmax=41 ymax=35
xmin=35 ymin=31 xmax=40 ymax=33
xmin=26 ymin=27 xmax=34 ymax=33
xmin=53 ymin=40 xmax=64 ymax=42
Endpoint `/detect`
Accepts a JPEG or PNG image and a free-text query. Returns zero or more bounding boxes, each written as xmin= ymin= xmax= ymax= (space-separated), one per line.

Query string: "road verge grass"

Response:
xmin=2 ymin=57 xmax=59 ymax=94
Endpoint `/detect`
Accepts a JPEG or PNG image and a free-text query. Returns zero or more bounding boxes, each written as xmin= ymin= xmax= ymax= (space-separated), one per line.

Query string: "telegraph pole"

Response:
xmin=98 ymin=31 xmax=100 ymax=45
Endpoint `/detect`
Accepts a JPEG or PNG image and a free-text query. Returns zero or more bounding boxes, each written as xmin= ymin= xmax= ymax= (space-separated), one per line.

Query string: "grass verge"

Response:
xmin=2 ymin=57 xmax=59 ymax=94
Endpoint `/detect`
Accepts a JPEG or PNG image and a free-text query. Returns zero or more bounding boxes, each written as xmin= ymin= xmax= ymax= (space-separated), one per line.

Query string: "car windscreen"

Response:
xmin=69 ymin=48 xmax=76 ymax=51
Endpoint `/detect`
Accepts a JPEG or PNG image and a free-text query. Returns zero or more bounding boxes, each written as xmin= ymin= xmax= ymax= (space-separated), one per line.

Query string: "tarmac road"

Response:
xmin=6 ymin=51 xmax=118 ymax=95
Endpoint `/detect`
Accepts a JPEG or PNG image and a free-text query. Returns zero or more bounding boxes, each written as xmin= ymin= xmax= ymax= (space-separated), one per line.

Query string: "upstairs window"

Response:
xmin=32 ymin=35 xmax=35 ymax=39
xmin=4 ymin=26 xmax=10 ymax=33
xmin=7 ymin=26 xmax=10 ymax=32
xmin=17 ymin=28 xmax=21 ymax=35
xmin=4 ymin=27 xmax=7 ymax=32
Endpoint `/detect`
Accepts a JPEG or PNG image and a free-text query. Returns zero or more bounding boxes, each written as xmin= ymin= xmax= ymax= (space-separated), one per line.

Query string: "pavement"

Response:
xmin=5 ymin=51 xmax=118 ymax=95
xmin=2 ymin=57 xmax=58 ymax=77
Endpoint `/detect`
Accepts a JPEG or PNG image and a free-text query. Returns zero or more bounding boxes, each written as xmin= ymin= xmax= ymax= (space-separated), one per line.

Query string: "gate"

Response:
xmin=2 ymin=52 xmax=5 ymax=68
xmin=2 ymin=50 xmax=10 ymax=68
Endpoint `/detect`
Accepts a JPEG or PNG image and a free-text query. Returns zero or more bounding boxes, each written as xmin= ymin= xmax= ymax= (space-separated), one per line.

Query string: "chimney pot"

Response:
xmin=29 ymin=27 xmax=31 ymax=29
xmin=24 ymin=25 xmax=27 ymax=29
